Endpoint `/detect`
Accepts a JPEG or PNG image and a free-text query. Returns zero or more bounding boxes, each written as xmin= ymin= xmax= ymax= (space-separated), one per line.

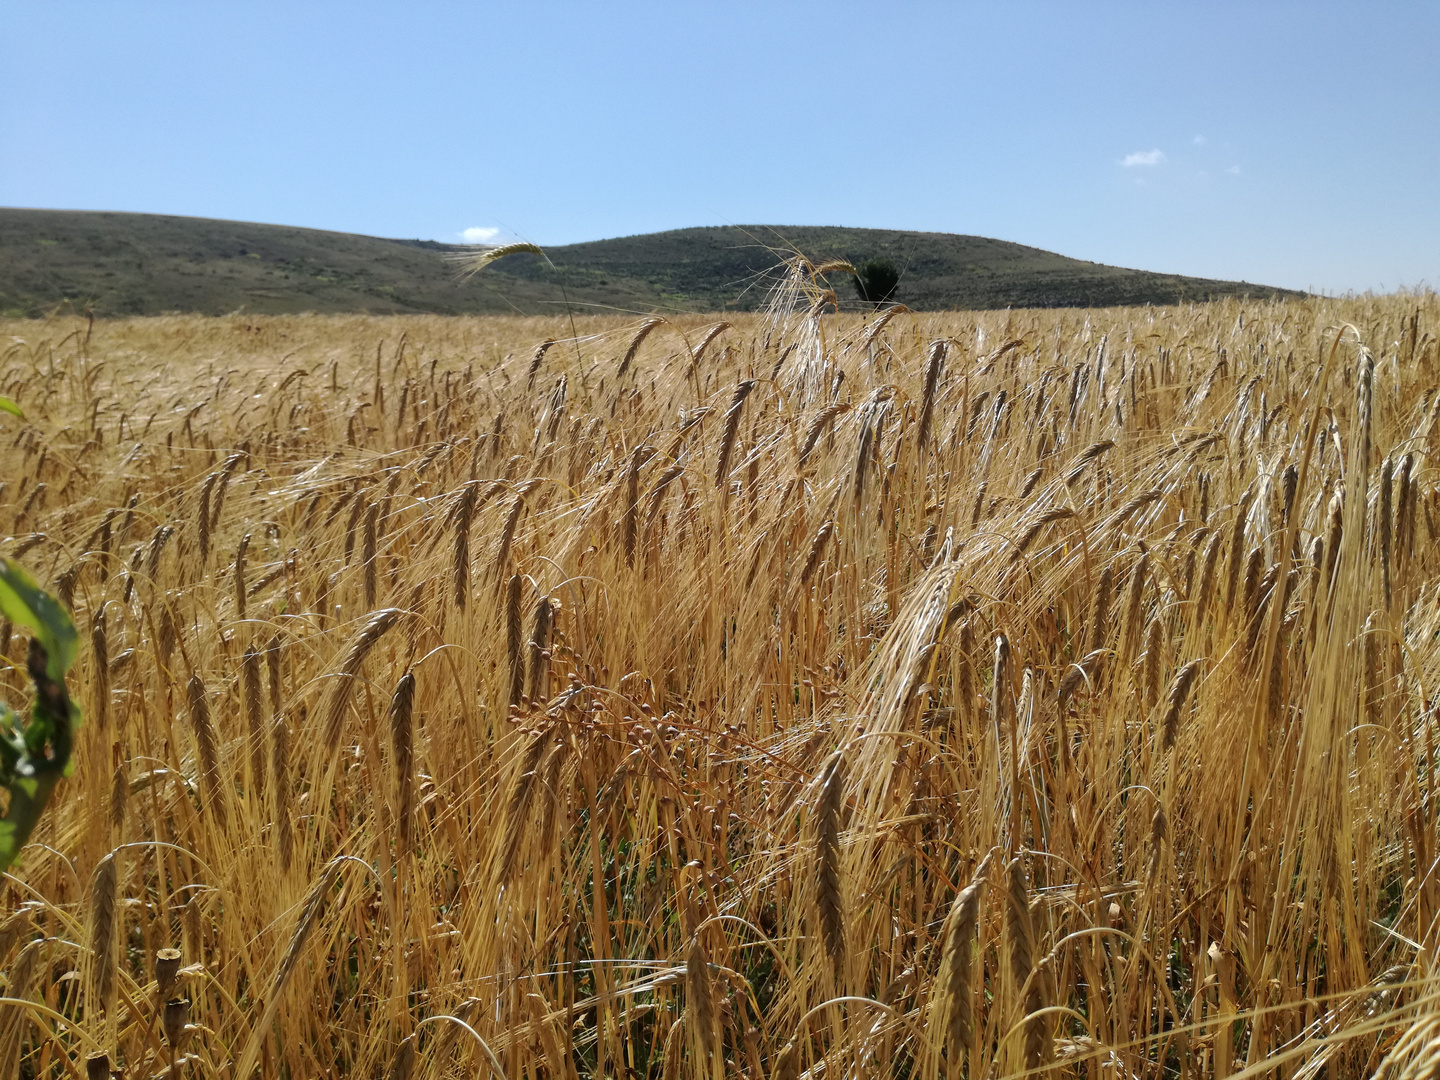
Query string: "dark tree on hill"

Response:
xmin=853 ymin=258 xmax=900 ymax=306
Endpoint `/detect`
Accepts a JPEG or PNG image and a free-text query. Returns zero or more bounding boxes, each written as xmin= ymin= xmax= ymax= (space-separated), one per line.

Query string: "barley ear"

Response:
xmin=234 ymin=531 xmax=249 ymax=619
xmin=231 ymin=857 xmax=345 ymax=1080
xmin=715 ymin=380 xmax=756 ymax=491
xmin=800 ymin=520 xmax=835 ymax=586
xmin=527 ymin=596 xmax=554 ymax=705
xmin=186 ymin=675 xmax=225 ymax=827
xmin=936 ymin=851 xmax=994 ymax=1078
xmin=816 ymin=750 xmax=846 ymax=976
xmin=110 ymin=757 xmax=128 ymax=837
xmin=1006 ymin=856 xmax=1049 ymax=1072
xmin=272 ymin=710 xmax=293 ymax=870
xmin=1161 ymin=659 xmax=1203 ymax=750
xmin=90 ymin=608 xmax=109 ymax=730
xmin=772 ymin=1038 xmax=801 ymax=1080
xmin=387 ymin=1034 xmax=416 ymax=1080
xmin=1088 ymin=564 xmax=1114 ymax=652
xmin=1148 ymin=804 xmax=1168 ymax=881
xmin=390 ymin=668 xmax=416 ymax=857
xmin=506 ymin=574 xmax=525 ymax=706
xmin=451 ymin=481 xmax=479 ymax=609
xmin=321 ymin=608 xmax=403 ymax=750
xmin=242 ymin=647 xmax=265 ymax=800
xmin=89 ymin=853 xmax=117 ymax=1017
xmin=918 ymin=339 xmax=946 ymax=451
xmin=686 ymin=936 xmax=718 ymax=1074
xmin=618 ymin=317 xmax=664 ymax=382
xmin=1380 ymin=457 xmax=1394 ymax=609
xmin=451 ymin=240 xmax=544 ymax=279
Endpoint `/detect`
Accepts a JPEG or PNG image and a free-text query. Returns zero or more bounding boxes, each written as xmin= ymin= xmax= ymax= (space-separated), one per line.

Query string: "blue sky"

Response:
xmin=2 ymin=2 xmax=1437 ymax=294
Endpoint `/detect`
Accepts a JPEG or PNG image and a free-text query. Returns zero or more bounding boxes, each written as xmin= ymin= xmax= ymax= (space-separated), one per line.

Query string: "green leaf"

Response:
xmin=0 ymin=558 xmax=78 ymax=681
xmin=0 ymin=771 xmax=64 ymax=873
xmin=0 ymin=561 xmax=78 ymax=874
xmin=0 ymin=395 xmax=22 ymax=420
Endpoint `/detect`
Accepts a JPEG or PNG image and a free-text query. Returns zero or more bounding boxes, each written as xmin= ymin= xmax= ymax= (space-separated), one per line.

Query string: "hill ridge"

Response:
xmin=0 ymin=208 xmax=1302 ymax=317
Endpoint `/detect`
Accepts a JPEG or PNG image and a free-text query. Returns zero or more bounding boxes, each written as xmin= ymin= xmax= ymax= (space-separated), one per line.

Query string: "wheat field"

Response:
xmin=1 ymin=274 xmax=1438 ymax=1079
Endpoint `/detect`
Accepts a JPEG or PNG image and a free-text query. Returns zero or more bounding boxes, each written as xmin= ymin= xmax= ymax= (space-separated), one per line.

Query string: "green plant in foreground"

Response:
xmin=0 ymin=557 xmax=80 ymax=873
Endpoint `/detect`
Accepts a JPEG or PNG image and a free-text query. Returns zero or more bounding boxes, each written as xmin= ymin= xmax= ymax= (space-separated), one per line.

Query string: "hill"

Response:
xmin=0 ymin=208 xmax=1302 ymax=317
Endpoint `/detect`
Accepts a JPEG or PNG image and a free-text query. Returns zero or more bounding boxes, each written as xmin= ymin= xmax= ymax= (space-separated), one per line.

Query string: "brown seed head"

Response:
xmin=162 ymin=997 xmax=191 ymax=1049
xmin=155 ymin=947 xmax=182 ymax=1000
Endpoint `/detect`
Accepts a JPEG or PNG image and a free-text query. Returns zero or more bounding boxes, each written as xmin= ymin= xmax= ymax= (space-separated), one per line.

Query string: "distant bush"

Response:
xmin=853 ymin=257 xmax=899 ymax=305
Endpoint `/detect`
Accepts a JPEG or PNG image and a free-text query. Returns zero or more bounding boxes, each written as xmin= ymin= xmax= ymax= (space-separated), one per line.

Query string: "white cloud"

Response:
xmin=1120 ymin=149 xmax=1166 ymax=168
xmin=1193 ymin=135 xmax=1207 ymax=146
xmin=460 ymin=226 xmax=499 ymax=244
xmin=1225 ymin=165 xmax=1241 ymax=175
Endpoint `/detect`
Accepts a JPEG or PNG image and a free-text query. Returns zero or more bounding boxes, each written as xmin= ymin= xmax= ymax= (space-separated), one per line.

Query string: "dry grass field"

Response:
xmin=1 ymin=274 xmax=1438 ymax=1079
